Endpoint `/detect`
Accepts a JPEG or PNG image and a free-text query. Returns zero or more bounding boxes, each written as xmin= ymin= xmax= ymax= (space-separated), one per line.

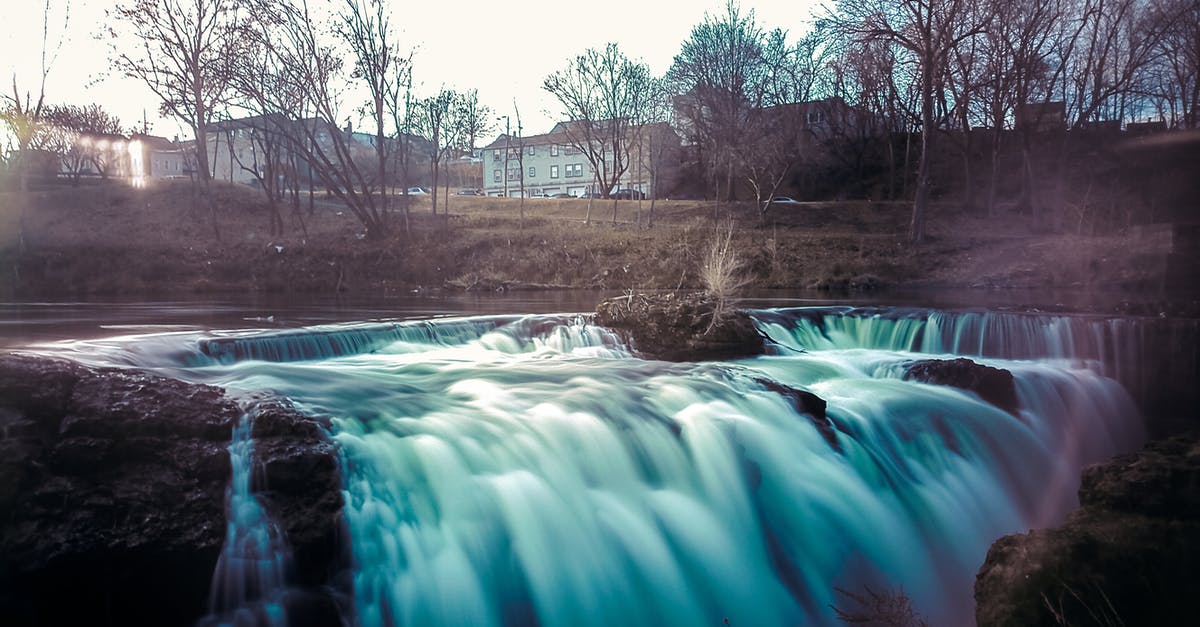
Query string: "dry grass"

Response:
xmin=0 ymin=178 xmax=1169 ymax=297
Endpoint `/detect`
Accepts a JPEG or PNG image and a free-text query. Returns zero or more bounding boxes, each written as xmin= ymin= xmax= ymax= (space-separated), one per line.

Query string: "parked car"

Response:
xmin=550 ymin=193 xmax=573 ymax=199
xmin=769 ymin=196 xmax=801 ymax=205
xmin=406 ymin=187 xmax=430 ymax=195
xmin=612 ymin=189 xmax=646 ymax=200
xmin=455 ymin=188 xmax=482 ymax=196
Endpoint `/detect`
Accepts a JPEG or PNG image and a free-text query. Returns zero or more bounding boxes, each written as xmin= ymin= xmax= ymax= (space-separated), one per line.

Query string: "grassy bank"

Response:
xmin=0 ymin=180 xmax=1175 ymax=298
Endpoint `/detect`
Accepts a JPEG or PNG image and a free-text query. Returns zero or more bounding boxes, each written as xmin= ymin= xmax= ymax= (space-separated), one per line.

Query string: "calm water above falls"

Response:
xmin=26 ymin=307 xmax=1146 ymax=626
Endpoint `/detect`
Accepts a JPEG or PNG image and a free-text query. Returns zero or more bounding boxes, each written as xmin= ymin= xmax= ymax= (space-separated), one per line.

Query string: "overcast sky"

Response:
xmin=4 ymin=0 xmax=819 ymax=143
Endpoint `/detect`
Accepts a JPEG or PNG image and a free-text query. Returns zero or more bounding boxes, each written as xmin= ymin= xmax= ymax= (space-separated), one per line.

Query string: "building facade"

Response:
xmin=479 ymin=122 xmax=680 ymax=198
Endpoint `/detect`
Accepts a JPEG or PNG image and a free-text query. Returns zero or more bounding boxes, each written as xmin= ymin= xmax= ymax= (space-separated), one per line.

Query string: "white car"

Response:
xmin=770 ymin=196 xmax=801 ymax=205
xmin=406 ymin=187 xmax=429 ymax=195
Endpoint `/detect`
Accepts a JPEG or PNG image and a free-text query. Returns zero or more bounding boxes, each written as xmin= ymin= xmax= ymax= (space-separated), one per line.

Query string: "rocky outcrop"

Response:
xmin=0 ymin=355 xmax=346 ymax=627
xmin=594 ymin=292 xmax=765 ymax=362
xmin=975 ymin=435 xmax=1200 ymax=626
xmin=903 ymin=357 xmax=1020 ymax=415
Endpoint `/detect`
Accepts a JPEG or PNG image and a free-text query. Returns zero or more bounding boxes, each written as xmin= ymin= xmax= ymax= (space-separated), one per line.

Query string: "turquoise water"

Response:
xmin=29 ymin=306 xmax=1146 ymax=626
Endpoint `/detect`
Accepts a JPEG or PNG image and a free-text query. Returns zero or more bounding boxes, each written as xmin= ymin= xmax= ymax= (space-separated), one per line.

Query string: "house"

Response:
xmin=129 ymin=134 xmax=187 ymax=181
xmin=479 ymin=121 xmax=680 ymax=198
xmin=205 ymin=116 xmax=437 ymax=188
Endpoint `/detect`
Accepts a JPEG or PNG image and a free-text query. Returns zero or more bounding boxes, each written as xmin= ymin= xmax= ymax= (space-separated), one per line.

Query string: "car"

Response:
xmin=455 ymin=188 xmax=482 ymax=196
xmin=769 ymin=196 xmax=801 ymax=205
xmin=406 ymin=187 xmax=430 ymax=195
xmin=550 ymin=193 xmax=573 ymax=199
xmin=612 ymin=189 xmax=646 ymax=200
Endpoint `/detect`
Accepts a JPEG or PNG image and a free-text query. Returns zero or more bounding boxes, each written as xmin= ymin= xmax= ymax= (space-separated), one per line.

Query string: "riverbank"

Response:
xmin=1 ymin=180 xmax=1190 ymax=300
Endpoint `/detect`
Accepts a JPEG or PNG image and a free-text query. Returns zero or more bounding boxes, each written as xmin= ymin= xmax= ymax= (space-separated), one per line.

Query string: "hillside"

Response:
xmin=0 ymin=180 xmax=1191 ymax=301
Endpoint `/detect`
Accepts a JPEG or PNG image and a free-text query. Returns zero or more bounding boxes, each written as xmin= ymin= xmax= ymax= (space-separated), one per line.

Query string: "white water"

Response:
xmin=29 ymin=307 xmax=1146 ymax=626
xmin=202 ymin=409 xmax=291 ymax=627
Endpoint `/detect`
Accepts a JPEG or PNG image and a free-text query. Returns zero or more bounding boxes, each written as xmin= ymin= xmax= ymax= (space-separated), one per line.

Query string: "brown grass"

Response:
xmin=0 ymin=178 xmax=1170 ymax=298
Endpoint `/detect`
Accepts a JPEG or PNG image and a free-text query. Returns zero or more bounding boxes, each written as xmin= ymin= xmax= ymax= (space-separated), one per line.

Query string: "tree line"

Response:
xmin=3 ymin=0 xmax=1196 ymax=243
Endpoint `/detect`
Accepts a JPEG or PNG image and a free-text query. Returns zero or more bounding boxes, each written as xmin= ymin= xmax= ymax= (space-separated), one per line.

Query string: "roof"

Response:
xmin=480 ymin=119 xmax=660 ymax=151
xmin=130 ymin=134 xmax=179 ymax=151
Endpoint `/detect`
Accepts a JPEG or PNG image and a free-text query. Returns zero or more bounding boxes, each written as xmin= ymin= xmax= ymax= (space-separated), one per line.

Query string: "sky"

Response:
xmin=3 ymin=0 xmax=820 ymax=144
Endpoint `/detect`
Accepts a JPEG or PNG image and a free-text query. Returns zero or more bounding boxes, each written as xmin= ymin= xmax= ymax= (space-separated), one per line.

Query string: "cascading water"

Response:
xmin=32 ymin=307 xmax=1148 ymax=626
xmin=201 ymin=408 xmax=291 ymax=627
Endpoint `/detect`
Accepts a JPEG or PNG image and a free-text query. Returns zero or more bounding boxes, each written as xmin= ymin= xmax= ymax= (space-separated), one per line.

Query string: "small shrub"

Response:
xmin=831 ymin=586 xmax=927 ymax=627
xmin=699 ymin=222 xmax=750 ymax=331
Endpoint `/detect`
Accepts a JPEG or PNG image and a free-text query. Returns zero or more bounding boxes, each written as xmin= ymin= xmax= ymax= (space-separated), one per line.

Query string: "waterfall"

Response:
xmin=201 ymin=409 xmax=291 ymax=627
xmin=30 ymin=308 xmax=1151 ymax=626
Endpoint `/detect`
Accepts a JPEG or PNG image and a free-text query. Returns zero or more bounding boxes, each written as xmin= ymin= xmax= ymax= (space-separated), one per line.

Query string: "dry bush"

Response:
xmin=700 ymin=222 xmax=750 ymax=329
xmin=831 ymin=586 xmax=927 ymax=627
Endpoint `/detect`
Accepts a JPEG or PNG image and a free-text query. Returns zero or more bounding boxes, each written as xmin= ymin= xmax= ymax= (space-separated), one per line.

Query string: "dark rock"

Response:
xmin=975 ymin=435 xmax=1200 ymax=626
xmin=903 ymin=357 xmax=1020 ymax=415
xmin=594 ymin=291 xmax=765 ymax=361
xmin=752 ymin=377 xmax=839 ymax=451
xmin=0 ymin=355 xmax=346 ymax=627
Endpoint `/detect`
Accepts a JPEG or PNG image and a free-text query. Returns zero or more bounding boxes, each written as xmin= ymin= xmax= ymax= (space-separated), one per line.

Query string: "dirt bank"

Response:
xmin=0 ymin=180 xmax=1189 ymax=299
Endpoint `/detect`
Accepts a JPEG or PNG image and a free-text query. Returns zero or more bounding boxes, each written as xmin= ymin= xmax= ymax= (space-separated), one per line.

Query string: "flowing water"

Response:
xmin=17 ymin=303 xmax=1154 ymax=626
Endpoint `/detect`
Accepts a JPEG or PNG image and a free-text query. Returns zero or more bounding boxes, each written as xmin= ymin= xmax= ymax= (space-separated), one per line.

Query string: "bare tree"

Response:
xmin=39 ymin=104 xmax=124 ymax=184
xmin=414 ymin=87 xmax=461 ymax=220
xmin=108 ymin=0 xmax=247 ymax=239
xmin=833 ymin=0 xmax=990 ymax=242
xmin=337 ymin=0 xmax=408 ymax=220
xmin=667 ymin=1 xmax=773 ymax=203
xmin=264 ymin=0 xmax=391 ymax=239
xmin=543 ymin=42 xmax=654 ymax=206
xmin=2 ymin=0 xmax=69 ymax=193
xmin=1144 ymin=0 xmax=1199 ymax=127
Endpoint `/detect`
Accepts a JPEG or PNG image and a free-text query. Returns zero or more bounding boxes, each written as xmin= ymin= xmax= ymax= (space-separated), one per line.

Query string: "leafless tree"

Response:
xmin=543 ymin=42 xmax=654 ymax=205
xmin=337 ymin=0 xmax=408 ymax=219
xmin=415 ymin=87 xmax=462 ymax=220
xmin=1143 ymin=0 xmax=1199 ymax=127
xmin=39 ymin=104 xmax=124 ymax=184
xmin=667 ymin=1 xmax=773 ymax=203
xmin=833 ymin=0 xmax=990 ymax=242
xmin=2 ymin=0 xmax=69 ymax=193
xmin=108 ymin=0 xmax=246 ymax=239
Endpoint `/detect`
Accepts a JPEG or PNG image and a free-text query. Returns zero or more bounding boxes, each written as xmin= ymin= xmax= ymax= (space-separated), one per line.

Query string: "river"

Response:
xmin=3 ymin=289 xmax=1187 ymax=626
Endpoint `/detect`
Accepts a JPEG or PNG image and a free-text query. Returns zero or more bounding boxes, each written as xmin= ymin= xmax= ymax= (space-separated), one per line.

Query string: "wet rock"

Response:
xmin=752 ymin=377 xmax=839 ymax=451
xmin=594 ymin=292 xmax=765 ymax=361
xmin=903 ymin=357 xmax=1020 ymax=415
xmin=0 ymin=355 xmax=345 ymax=627
xmin=974 ymin=435 xmax=1200 ymax=626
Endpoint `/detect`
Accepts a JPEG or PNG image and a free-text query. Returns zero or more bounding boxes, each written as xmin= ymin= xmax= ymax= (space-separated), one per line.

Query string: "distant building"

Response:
xmin=130 ymin=134 xmax=186 ymax=180
xmin=204 ymin=116 xmax=435 ymax=187
xmin=1015 ymin=101 xmax=1066 ymax=133
xmin=479 ymin=121 xmax=681 ymax=198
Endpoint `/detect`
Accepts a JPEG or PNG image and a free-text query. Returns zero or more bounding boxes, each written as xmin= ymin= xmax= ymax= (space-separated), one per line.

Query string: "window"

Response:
xmin=526 ymin=146 xmax=535 ymax=156
xmin=550 ymin=144 xmax=559 ymax=156
xmin=507 ymin=168 xmax=521 ymax=181
xmin=528 ymin=166 xmax=536 ymax=178
xmin=550 ymin=165 xmax=559 ymax=178
xmin=493 ymin=169 xmax=501 ymax=182
xmin=807 ymin=110 xmax=826 ymax=125
xmin=565 ymin=163 xmax=583 ymax=178
xmin=493 ymin=148 xmax=501 ymax=159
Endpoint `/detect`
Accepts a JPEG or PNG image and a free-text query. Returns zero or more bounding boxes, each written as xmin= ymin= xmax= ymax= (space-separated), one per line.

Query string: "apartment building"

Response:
xmin=479 ymin=121 xmax=680 ymax=198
